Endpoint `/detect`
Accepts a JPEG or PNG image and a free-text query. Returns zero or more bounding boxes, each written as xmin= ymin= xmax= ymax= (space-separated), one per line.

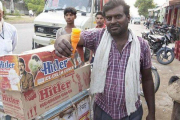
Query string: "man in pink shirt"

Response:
xmin=55 ymin=0 xmax=155 ymax=120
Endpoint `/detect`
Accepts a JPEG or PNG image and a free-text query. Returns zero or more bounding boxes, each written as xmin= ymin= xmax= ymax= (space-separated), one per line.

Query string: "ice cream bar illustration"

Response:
xmin=71 ymin=28 xmax=81 ymax=58
xmin=28 ymin=55 xmax=43 ymax=79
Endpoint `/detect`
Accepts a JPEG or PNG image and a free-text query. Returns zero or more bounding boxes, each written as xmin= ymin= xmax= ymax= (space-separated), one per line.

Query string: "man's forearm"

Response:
xmin=142 ymin=79 xmax=155 ymax=116
xmin=78 ymin=34 xmax=85 ymax=46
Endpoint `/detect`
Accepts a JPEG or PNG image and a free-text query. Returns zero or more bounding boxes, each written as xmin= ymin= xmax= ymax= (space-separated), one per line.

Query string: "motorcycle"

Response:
xmin=169 ymin=26 xmax=180 ymax=41
xmin=158 ymin=24 xmax=170 ymax=35
xmin=141 ymin=29 xmax=154 ymax=40
xmin=148 ymin=32 xmax=174 ymax=65
xmin=153 ymin=24 xmax=162 ymax=34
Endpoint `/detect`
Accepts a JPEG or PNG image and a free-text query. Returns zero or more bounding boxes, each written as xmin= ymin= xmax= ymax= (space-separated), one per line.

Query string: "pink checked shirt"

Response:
xmin=82 ymin=28 xmax=152 ymax=119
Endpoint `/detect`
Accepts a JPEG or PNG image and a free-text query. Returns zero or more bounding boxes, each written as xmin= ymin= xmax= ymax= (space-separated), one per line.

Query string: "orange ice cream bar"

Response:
xmin=71 ymin=28 xmax=81 ymax=57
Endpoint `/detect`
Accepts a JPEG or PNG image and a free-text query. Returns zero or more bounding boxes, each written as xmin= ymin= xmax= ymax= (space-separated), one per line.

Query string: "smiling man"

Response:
xmin=54 ymin=0 xmax=155 ymax=120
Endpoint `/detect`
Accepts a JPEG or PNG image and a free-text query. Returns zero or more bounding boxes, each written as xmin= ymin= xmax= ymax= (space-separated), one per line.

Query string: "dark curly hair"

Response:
xmin=64 ymin=7 xmax=77 ymax=16
xmin=103 ymin=0 xmax=130 ymax=17
xmin=95 ymin=11 xmax=104 ymax=17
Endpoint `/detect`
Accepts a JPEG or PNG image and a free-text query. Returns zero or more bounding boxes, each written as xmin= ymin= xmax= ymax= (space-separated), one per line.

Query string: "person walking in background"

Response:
xmin=146 ymin=19 xmax=150 ymax=29
xmin=0 ymin=1 xmax=18 ymax=55
xmin=29 ymin=10 xmax=34 ymax=17
xmin=55 ymin=0 xmax=155 ymax=120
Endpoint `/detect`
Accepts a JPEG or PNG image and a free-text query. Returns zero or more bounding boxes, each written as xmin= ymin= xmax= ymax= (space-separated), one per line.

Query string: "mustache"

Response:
xmin=109 ymin=24 xmax=120 ymax=27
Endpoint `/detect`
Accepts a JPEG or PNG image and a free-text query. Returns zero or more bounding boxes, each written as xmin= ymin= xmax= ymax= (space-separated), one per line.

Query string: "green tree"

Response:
xmin=24 ymin=0 xmax=45 ymax=15
xmin=5 ymin=0 xmax=21 ymax=2
xmin=134 ymin=0 xmax=156 ymax=18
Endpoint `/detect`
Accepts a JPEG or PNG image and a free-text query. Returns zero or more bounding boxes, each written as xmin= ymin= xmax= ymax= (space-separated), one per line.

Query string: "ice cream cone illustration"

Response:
xmin=71 ymin=28 xmax=81 ymax=58
xmin=28 ymin=55 xmax=42 ymax=79
xmin=8 ymin=69 xmax=20 ymax=90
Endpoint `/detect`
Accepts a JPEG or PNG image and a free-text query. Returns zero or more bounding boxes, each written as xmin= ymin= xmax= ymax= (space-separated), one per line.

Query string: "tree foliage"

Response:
xmin=24 ymin=0 xmax=45 ymax=15
xmin=5 ymin=0 xmax=21 ymax=2
xmin=134 ymin=0 xmax=156 ymax=18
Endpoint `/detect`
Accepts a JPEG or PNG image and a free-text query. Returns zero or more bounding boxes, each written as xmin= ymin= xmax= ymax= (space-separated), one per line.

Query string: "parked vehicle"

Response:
xmin=152 ymin=25 xmax=180 ymax=42
xmin=169 ymin=26 xmax=180 ymax=41
xmin=148 ymin=32 xmax=174 ymax=65
xmin=140 ymin=66 xmax=160 ymax=97
xmin=32 ymin=0 xmax=109 ymax=49
xmin=132 ymin=17 xmax=141 ymax=24
xmin=158 ymin=24 xmax=170 ymax=35
xmin=142 ymin=28 xmax=175 ymax=65
xmin=141 ymin=29 xmax=155 ymax=40
xmin=153 ymin=24 xmax=162 ymax=34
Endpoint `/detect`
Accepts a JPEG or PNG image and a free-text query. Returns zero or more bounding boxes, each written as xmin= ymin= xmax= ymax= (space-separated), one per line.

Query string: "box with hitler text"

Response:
xmin=51 ymin=96 xmax=90 ymax=120
xmin=2 ymin=64 xmax=91 ymax=120
xmin=0 ymin=45 xmax=85 ymax=92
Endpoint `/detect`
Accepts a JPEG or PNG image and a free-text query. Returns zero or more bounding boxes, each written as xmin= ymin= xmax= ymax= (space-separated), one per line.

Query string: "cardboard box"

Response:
xmin=2 ymin=65 xmax=91 ymax=120
xmin=50 ymin=95 xmax=90 ymax=120
xmin=0 ymin=45 xmax=84 ymax=92
xmin=77 ymin=97 xmax=90 ymax=120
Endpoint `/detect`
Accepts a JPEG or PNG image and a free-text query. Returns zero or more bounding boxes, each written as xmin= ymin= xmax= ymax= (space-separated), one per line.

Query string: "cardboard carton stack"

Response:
xmin=0 ymin=45 xmax=91 ymax=120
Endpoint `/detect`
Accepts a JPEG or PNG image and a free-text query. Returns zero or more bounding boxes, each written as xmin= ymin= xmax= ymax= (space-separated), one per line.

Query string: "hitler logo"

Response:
xmin=24 ymin=90 xmax=37 ymax=101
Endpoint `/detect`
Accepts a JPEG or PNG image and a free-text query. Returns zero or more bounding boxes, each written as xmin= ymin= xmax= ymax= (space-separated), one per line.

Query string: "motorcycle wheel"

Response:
xmin=140 ymin=67 xmax=160 ymax=97
xmin=156 ymin=49 xmax=174 ymax=65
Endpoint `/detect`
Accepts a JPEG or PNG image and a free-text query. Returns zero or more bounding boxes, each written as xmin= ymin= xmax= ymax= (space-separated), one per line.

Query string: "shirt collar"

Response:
xmin=96 ymin=24 xmax=106 ymax=28
xmin=128 ymin=30 xmax=133 ymax=42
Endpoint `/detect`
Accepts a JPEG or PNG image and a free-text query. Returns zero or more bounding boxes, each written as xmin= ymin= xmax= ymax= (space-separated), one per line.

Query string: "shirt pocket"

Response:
xmin=3 ymin=39 xmax=12 ymax=53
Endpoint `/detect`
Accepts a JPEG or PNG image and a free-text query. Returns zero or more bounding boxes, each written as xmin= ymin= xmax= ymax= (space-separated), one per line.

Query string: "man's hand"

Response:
xmin=54 ymin=34 xmax=73 ymax=57
xmin=146 ymin=113 xmax=155 ymax=120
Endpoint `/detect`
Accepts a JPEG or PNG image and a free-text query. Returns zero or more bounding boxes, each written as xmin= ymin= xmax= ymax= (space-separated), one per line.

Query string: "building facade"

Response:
xmin=148 ymin=0 xmax=180 ymax=27
xmin=166 ymin=0 xmax=180 ymax=27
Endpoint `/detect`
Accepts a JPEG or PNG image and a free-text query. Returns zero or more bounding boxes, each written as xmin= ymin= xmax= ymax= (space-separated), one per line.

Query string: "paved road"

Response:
xmin=129 ymin=22 xmax=146 ymax=36
xmin=13 ymin=23 xmax=34 ymax=54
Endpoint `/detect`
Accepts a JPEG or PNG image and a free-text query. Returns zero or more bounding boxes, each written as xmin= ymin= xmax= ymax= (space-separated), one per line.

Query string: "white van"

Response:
xmin=32 ymin=0 xmax=109 ymax=49
xmin=132 ymin=17 xmax=141 ymax=24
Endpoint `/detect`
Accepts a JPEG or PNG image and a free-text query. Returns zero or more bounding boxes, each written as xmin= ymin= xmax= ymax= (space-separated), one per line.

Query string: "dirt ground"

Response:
xmin=142 ymin=57 xmax=180 ymax=120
